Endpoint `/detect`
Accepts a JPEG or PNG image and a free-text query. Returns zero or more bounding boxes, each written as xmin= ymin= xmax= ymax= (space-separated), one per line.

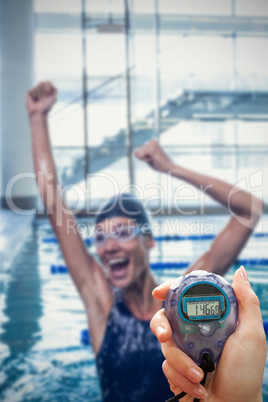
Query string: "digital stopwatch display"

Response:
xmin=183 ymin=296 xmax=223 ymax=320
xmin=180 ymin=283 xmax=227 ymax=322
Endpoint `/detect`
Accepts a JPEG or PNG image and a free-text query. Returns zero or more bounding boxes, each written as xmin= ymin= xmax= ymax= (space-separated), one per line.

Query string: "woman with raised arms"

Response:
xmin=26 ymin=81 xmax=264 ymax=402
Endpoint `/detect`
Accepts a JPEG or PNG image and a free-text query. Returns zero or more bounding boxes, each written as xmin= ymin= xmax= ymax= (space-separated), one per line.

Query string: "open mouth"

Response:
xmin=108 ymin=257 xmax=130 ymax=279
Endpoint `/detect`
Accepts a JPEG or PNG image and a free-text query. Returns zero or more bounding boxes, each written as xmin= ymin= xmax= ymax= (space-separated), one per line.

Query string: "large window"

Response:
xmin=35 ymin=0 xmax=268 ymax=212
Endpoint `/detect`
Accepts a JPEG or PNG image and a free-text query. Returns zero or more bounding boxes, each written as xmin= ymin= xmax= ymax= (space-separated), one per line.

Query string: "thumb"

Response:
xmin=232 ymin=266 xmax=263 ymax=335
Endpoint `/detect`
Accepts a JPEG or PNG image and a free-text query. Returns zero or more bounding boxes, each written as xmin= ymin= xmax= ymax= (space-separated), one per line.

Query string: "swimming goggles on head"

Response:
xmin=93 ymin=225 xmax=143 ymax=248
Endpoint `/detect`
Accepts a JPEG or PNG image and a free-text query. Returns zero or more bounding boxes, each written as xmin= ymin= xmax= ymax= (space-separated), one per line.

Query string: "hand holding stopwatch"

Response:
xmin=164 ymin=270 xmax=238 ymax=402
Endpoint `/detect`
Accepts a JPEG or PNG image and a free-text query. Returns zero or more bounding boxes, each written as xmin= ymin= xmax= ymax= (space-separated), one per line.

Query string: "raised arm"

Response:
xmin=135 ymin=139 xmax=264 ymax=275
xmin=26 ymin=82 xmax=112 ymax=351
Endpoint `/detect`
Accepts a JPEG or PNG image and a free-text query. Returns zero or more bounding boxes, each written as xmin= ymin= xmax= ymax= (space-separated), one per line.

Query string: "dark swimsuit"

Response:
xmin=96 ymin=293 xmax=174 ymax=402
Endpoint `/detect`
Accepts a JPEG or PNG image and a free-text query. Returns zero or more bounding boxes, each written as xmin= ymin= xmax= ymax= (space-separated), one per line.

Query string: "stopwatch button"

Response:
xmin=170 ymin=276 xmax=183 ymax=290
xmin=189 ymin=270 xmax=208 ymax=276
xmin=198 ymin=323 xmax=216 ymax=336
xmin=214 ymin=273 xmax=229 ymax=286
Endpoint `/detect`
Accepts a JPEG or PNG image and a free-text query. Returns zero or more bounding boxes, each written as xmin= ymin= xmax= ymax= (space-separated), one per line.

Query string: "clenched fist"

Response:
xmin=26 ymin=81 xmax=57 ymax=117
xmin=134 ymin=139 xmax=174 ymax=173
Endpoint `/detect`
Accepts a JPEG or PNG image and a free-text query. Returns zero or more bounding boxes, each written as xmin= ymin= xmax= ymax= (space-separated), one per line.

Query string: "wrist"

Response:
xmin=29 ymin=112 xmax=48 ymax=126
xmin=206 ymin=390 xmax=263 ymax=402
xmin=168 ymin=163 xmax=183 ymax=177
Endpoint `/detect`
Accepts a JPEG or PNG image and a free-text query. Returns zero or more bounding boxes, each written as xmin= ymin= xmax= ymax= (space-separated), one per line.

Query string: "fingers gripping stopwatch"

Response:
xmin=165 ymin=270 xmax=238 ymax=365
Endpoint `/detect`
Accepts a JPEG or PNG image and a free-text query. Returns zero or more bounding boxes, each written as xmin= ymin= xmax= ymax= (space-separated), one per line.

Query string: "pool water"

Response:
xmin=0 ymin=216 xmax=267 ymax=401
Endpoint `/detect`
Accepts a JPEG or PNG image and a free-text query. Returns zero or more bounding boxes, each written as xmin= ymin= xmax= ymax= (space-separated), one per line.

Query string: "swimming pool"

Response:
xmin=0 ymin=215 xmax=267 ymax=401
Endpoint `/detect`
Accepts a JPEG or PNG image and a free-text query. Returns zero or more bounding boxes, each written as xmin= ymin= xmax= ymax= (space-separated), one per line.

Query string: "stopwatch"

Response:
xmin=165 ymin=270 xmax=238 ymax=365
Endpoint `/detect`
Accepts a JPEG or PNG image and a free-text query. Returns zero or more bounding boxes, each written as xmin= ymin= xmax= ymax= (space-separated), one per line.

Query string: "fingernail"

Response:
xmin=155 ymin=326 xmax=165 ymax=339
xmin=189 ymin=368 xmax=203 ymax=382
xmin=240 ymin=265 xmax=248 ymax=281
xmin=194 ymin=386 xmax=207 ymax=399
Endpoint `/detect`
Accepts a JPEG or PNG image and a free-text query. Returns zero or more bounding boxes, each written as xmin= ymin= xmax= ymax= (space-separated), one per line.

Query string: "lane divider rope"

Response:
xmin=42 ymin=232 xmax=268 ymax=245
xmin=50 ymin=258 xmax=268 ymax=274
